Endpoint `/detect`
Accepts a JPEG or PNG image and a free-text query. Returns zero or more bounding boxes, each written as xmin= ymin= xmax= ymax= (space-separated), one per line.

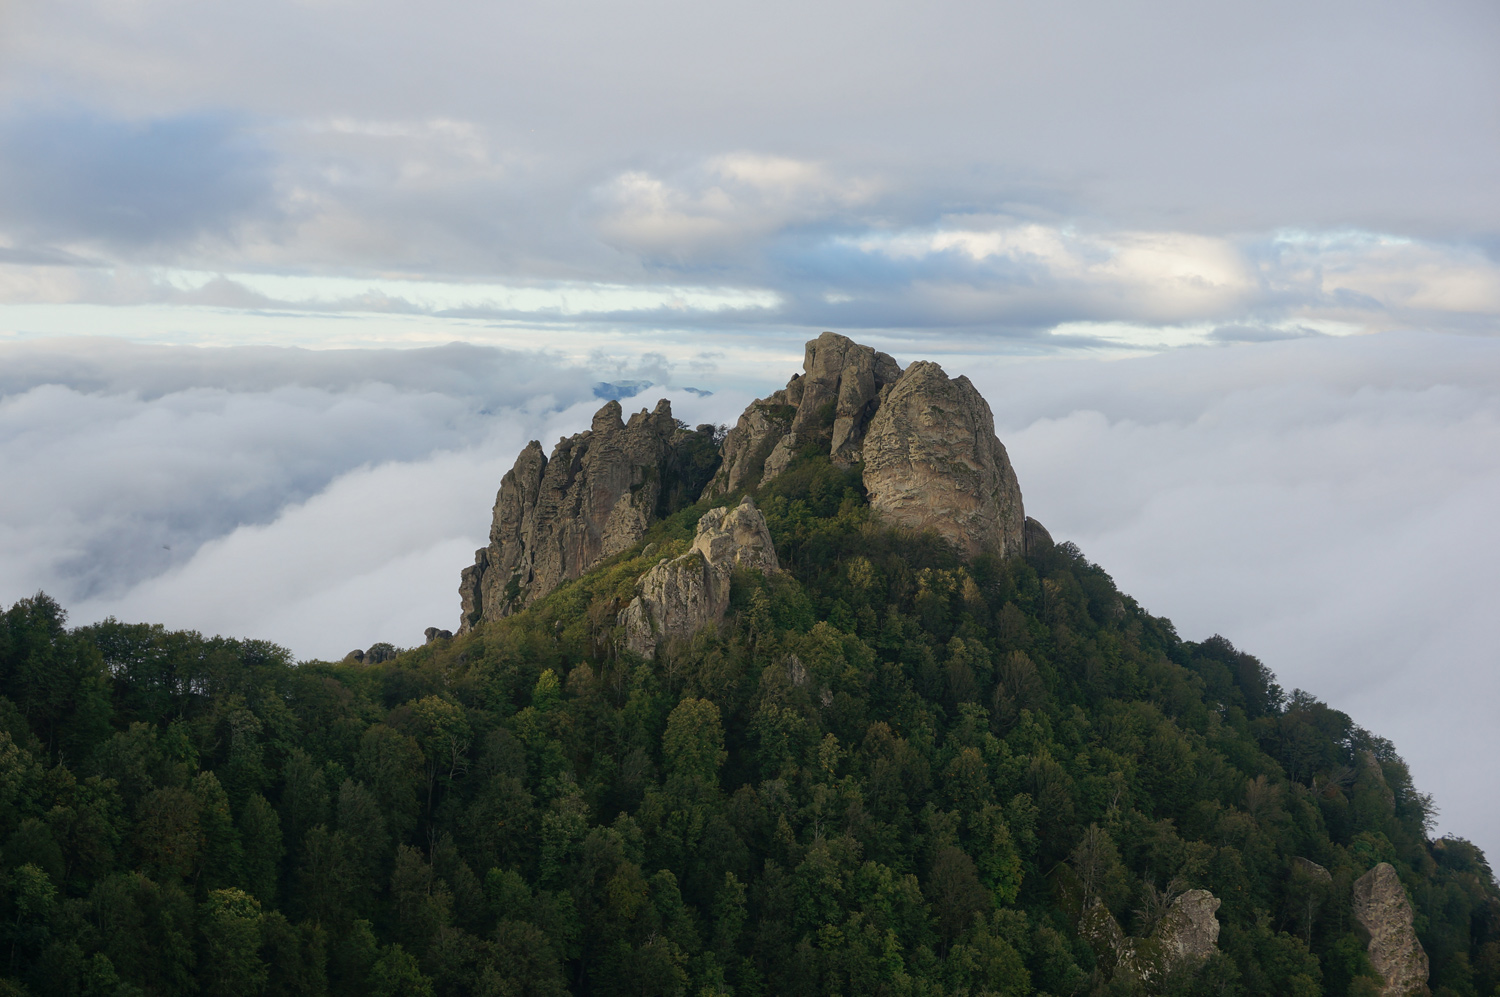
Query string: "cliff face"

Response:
xmin=458 ymin=399 xmax=718 ymax=631
xmin=861 ymin=360 xmax=1025 ymax=559
xmin=619 ymin=497 xmax=779 ymax=659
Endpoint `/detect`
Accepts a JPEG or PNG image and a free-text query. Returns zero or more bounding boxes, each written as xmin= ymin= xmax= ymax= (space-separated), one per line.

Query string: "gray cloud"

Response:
xmin=0 ymin=109 xmax=275 ymax=250
xmin=0 ymin=340 xmax=608 ymax=606
xmin=0 ymin=1 xmax=1493 ymax=339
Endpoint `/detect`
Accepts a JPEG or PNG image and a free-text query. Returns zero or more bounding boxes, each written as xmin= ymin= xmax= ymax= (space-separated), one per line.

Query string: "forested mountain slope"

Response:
xmin=2 ymin=451 xmax=1497 ymax=997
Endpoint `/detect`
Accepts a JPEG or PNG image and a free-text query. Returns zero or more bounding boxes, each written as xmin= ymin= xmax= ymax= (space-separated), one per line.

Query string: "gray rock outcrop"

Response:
xmin=861 ymin=361 xmax=1025 ymax=559
xmin=707 ymin=332 xmax=903 ymax=495
xmin=1353 ymin=863 xmax=1431 ymax=997
xmin=704 ymin=333 xmax=1029 ymax=561
xmin=1081 ymin=890 xmax=1222 ymax=987
xmin=619 ymin=497 xmax=779 ymax=659
xmin=459 ymin=399 xmax=719 ymax=631
xmin=459 ymin=334 xmax=1043 ymax=632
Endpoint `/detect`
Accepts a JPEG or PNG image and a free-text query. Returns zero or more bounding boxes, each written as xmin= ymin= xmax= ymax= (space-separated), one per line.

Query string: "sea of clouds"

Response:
xmin=2 ymin=331 xmax=1497 ymax=856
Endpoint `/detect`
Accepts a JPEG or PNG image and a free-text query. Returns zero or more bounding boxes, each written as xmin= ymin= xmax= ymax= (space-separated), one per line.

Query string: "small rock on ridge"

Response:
xmin=619 ymin=496 xmax=779 ymax=659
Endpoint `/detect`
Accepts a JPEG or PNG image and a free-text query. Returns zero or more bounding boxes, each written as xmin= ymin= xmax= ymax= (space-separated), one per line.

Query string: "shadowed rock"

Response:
xmin=459 ymin=399 xmax=719 ymax=631
xmin=619 ymin=496 xmax=779 ymax=659
xmin=1081 ymin=889 xmax=1222 ymax=987
xmin=1353 ymin=862 xmax=1431 ymax=997
xmin=1023 ymin=516 xmax=1054 ymax=555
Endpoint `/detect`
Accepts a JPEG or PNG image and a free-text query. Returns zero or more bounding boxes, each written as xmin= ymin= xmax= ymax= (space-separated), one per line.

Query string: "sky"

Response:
xmin=0 ymin=1 xmax=1497 ymax=852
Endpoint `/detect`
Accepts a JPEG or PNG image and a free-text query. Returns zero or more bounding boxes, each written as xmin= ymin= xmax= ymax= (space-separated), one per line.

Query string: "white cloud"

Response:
xmin=594 ymin=153 xmax=879 ymax=258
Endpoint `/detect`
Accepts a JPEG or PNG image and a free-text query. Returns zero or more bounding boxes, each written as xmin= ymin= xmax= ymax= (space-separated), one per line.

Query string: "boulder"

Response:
xmin=1155 ymin=890 xmax=1222 ymax=969
xmin=1353 ymin=863 xmax=1431 ymax=997
xmin=424 ymin=627 xmax=452 ymax=644
xmin=619 ymin=497 xmax=779 ymax=658
xmin=1081 ymin=890 xmax=1221 ymax=987
xmin=1023 ymin=516 xmax=1054 ymax=554
xmin=459 ymin=399 xmax=720 ymax=631
xmin=861 ymin=361 xmax=1025 ymax=559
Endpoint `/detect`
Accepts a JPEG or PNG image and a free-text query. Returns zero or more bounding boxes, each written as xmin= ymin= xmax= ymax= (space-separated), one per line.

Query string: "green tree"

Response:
xmin=238 ymin=793 xmax=283 ymax=905
xmin=368 ymin=944 xmax=434 ymax=997
xmin=198 ymin=888 xmax=267 ymax=997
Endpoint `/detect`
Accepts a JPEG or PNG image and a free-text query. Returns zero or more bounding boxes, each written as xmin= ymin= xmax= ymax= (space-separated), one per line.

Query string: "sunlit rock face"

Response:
xmin=1353 ymin=862 xmax=1431 ymax=997
xmin=861 ymin=360 xmax=1026 ymax=560
xmin=619 ymin=496 xmax=779 ymax=659
xmin=459 ymin=399 xmax=717 ymax=630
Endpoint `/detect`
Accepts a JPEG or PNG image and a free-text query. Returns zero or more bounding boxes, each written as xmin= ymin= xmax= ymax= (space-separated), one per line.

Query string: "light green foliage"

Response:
xmin=199 ymin=887 xmax=267 ymax=997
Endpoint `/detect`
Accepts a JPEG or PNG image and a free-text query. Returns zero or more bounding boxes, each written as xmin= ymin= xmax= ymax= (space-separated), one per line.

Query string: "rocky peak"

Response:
xmin=707 ymin=331 xmax=903 ymax=495
xmin=458 ymin=398 xmax=719 ymax=631
xmin=458 ymin=334 xmax=1044 ymax=633
xmin=619 ymin=496 xmax=779 ymax=659
xmin=861 ymin=360 xmax=1025 ymax=559
xmin=1353 ymin=862 xmax=1431 ymax=997
xmin=704 ymin=333 xmax=1033 ymax=560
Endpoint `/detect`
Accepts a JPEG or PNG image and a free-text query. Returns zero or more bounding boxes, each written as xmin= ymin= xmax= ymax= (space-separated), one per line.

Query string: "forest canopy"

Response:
xmin=1 ymin=454 xmax=1496 ymax=997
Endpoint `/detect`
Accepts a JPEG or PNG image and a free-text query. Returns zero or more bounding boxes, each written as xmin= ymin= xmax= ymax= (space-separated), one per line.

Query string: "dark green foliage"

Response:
xmin=1 ymin=454 xmax=1496 ymax=996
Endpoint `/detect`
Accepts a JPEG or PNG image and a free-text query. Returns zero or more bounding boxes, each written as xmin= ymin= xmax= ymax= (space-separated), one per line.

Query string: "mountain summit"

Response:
xmin=460 ymin=333 xmax=1035 ymax=632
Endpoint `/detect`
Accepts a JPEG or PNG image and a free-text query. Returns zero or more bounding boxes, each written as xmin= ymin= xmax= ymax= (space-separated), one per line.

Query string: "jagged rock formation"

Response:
xmin=1354 ymin=863 xmax=1431 ymax=997
xmin=619 ymin=497 xmax=779 ymax=659
xmin=707 ymin=332 xmax=903 ymax=495
xmin=459 ymin=399 xmax=719 ymax=631
xmin=862 ymin=361 xmax=1026 ymax=559
xmin=705 ymin=333 xmax=1030 ymax=560
xmin=460 ymin=333 xmax=1046 ymax=633
xmin=1081 ymin=890 xmax=1221 ymax=987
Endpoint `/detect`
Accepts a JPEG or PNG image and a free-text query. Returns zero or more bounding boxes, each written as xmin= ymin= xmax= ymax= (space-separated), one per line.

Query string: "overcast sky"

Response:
xmin=1 ymin=2 xmax=1497 ymax=853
